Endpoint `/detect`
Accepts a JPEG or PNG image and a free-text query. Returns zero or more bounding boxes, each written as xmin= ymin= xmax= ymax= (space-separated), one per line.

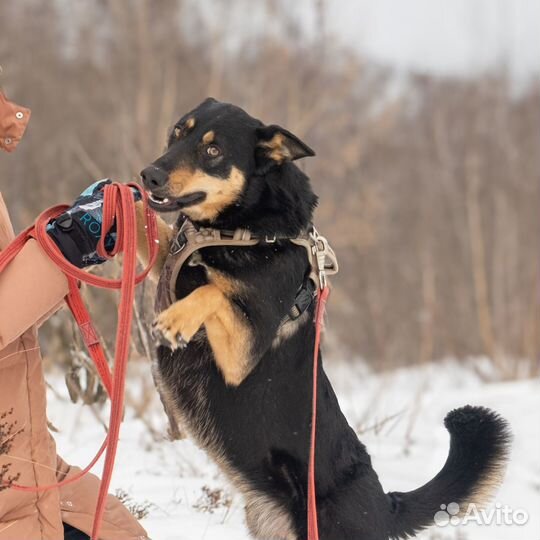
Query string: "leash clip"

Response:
xmin=310 ymin=227 xmax=336 ymax=290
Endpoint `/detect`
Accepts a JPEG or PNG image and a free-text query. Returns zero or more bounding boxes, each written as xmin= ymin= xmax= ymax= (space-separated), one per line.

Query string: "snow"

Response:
xmin=47 ymin=358 xmax=540 ymax=540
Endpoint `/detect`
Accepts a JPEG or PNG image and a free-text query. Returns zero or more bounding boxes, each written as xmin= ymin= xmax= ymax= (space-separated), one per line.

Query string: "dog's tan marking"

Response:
xmin=174 ymin=127 xmax=181 ymax=139
xmin=185 ymin=117 xmax=196 ymax=130
xmin=272 ymin=309 xmax=309 ymax=349
xmin=168 ymin=165 xmax=245 ymax=222
xmin=464 ymin=452 xmax=510 ymax=513
xmin=259 ymin=132 xmax=289 ymax=162
xmin=202 ymin=130 xmax=215 ymax=144
xmin=206 ymin=267 xmax=239 ymax=296
xmin=154 ymin=271 xmax=253 ymax=386
xmin=204 ymin=299 xmax=253 ymax=386
xmin=202 ymin=270 xmax=254 ymax=385
xmin=135 ymin=201 xmax=172 ymax=282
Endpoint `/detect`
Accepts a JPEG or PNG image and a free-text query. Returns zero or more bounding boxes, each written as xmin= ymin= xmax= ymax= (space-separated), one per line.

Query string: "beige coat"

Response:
xmin=0 ymin=92 xmax=149 ymax=539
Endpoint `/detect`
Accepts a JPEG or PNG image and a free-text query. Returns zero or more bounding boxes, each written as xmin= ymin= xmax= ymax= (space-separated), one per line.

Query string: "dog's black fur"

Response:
xmin=139 ymin=98 xmax=511 ymax=539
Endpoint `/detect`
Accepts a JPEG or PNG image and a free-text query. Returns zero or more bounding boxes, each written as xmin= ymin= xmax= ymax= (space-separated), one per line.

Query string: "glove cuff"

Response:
xmin=47 ymin=216 xmax=95 ymax=268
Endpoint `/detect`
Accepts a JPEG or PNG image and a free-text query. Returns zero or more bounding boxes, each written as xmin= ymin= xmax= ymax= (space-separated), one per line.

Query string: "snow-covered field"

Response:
xmin=47 ymin=359 xmax=540 ymax=540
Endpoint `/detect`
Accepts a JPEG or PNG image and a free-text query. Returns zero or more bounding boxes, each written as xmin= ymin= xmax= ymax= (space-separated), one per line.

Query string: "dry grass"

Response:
xmin=2 ymin=0 xmax=536 ymax=375
xmin=114 ymin=488 xmax=156 ymax=520
xmin=193 ymin=485 xmax=233 ymax=515
xmin=0 ymin=409 xmax=22 ymax=492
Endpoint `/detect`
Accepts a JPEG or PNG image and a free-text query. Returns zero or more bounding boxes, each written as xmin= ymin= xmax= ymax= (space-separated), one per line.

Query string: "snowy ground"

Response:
xmin=47 ymin=358 xmax=540 ymax=540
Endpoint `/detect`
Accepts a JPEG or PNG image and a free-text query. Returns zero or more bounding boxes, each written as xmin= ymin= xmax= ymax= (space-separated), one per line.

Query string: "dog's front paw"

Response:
xmin=152 ymin=322 xmax=189 ymax=350
xmin=152 ymin=303 xmax=202 ymax=350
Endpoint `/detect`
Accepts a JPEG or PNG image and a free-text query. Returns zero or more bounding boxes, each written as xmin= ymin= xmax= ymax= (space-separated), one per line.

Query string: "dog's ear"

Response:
xmin=256 ymin=125 xmax=315 ymax=164
xmin=201 ymin=97 xmax=219 ymax=106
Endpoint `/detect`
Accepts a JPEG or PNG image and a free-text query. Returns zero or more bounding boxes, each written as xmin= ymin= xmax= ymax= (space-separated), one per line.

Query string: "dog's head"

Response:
xmin=140 ymin=98 xmax=315 ymax=224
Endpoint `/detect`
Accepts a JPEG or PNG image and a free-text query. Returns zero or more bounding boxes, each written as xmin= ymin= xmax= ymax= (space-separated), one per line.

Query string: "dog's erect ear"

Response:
xmin=201 ymin=97 xmax=219 ymax=106
xmin=256 ymin=125 xmax=315 ymax=163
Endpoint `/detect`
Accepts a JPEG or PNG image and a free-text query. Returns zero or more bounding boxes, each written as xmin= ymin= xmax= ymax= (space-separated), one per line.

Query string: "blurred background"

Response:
xmin=2 ymin=2 xmax=539 ymax=538
xmin=1 ymin=0 xmax=539 ymax=377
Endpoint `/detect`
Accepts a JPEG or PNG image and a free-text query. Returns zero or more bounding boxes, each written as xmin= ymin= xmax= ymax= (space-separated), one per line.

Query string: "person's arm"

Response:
xmin=0 ymin=91 xmax=61 ymax=348
xmin=0 ymin=194 xmax=68 ymax=349
xmin=0 ymin=91 xmax=31 ymax=152
xmin=0 ymin=180 xmax=141 ymax=349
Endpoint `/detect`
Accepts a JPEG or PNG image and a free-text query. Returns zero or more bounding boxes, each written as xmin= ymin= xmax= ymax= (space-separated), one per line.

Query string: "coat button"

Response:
xmin=4 ymin=138 xmax=12 ymax=145
xmin=15 ymin=111 xmax=24 ymax=119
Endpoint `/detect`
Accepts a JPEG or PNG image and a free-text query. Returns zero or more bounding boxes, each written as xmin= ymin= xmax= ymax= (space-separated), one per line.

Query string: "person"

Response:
xmin=0 ymin=90 xmax=149 ymax=539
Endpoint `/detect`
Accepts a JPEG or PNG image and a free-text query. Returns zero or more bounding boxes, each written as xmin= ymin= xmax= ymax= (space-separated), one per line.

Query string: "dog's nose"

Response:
xmin=140 ymin=166 xmax=169 ymax=189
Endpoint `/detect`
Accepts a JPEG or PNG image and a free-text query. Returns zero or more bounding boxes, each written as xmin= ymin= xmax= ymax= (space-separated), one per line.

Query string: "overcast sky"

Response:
xmin=327 ymin=0 xmax=540 ymax=79
xmin=200 ymin=0 xmax=540 ymax=82
xmin=58 ymin=0 xmax=540 ymax=82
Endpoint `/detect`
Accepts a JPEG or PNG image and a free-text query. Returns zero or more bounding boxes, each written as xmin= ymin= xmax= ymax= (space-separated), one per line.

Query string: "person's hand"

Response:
xmin=47 ymin=179 xmax=141 ymax=268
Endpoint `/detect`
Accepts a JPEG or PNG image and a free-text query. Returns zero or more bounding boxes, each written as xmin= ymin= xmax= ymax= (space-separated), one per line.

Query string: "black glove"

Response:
xmin=47 ymin=179 xmax=140 ymax=268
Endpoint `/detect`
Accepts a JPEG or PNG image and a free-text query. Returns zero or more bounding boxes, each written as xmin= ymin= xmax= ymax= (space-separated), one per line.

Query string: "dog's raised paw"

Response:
xmin=151 ymin=318 xmax=189 ymax=350
xmin=152 ymin=302 xmax=204 ymax=350
xmin=176 ymin=334 xmax=189 ymax=349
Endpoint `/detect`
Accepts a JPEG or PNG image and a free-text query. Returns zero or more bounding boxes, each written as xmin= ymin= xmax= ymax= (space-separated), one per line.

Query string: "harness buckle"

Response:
xmin=265 ymin=234 xmax=277 ymax=243
xmin=306 ymin=226 xmax=339 ymax=290
xmin=170 ymin=231 xmax=187 ymax=255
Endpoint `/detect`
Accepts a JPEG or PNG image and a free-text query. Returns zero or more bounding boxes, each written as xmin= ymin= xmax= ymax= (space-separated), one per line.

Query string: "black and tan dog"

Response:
xmin=136 ymin=98 xmax=511 ymax=540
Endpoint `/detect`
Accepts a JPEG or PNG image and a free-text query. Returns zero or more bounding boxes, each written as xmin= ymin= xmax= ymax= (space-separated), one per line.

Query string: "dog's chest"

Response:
xmin=167 ymin=246 xmax=252 ymax=301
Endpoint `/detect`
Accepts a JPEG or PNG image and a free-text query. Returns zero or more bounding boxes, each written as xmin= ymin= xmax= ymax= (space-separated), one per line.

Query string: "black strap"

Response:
xmin=282 ymin=278 xmax=316 ymax=324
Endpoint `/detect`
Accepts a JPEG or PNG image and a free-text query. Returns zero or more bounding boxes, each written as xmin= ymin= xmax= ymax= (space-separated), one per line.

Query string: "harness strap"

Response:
xmin=280 ymin=278 xmax=317 ymax=325
xmin=160 ymin=219 xmax=338 ymax=315
xmin=164 ymin=218 xmax=260 ymax=307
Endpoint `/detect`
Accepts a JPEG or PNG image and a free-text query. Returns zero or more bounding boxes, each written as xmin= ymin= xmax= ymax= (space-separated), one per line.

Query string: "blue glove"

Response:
xmin=47 ymin=179 xmax=141 ymax=268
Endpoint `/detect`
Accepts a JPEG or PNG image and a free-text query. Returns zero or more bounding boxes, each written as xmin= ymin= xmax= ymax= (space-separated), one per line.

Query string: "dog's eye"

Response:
xmin=206 ymin=144 xmax=221 ymax=158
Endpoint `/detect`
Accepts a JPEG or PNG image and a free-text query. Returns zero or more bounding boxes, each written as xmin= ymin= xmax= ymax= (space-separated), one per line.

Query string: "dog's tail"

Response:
xmin=386 ymin=405 xmax=511 ymax=539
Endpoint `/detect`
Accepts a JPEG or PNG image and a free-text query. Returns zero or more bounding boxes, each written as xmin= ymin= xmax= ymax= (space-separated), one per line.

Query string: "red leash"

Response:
xmin=0 ymin=183 xmax=158 ymax=540
xmin=307 ymin=285 xmax=330 ymax=540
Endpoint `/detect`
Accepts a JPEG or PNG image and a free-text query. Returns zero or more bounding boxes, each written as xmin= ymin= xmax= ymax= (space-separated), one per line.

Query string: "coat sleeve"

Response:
xmin=56 ymin=456 xmax=150 ymax=540
xmin=0 ymin=194 xmax=69 ymax=350
xmin=0 ymin=91 xmax=31 ymax=152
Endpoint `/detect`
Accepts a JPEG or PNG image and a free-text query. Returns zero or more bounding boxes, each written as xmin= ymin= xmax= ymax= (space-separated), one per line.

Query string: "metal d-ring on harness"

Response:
xmin=290 ymin=226 xmax=338 ymax=290
xmin=156 ymin=218 xmax=339 ymax=322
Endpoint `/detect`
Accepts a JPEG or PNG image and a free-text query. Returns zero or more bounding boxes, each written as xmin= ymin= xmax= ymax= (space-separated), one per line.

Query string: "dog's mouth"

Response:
xmin=147 ymin=191 xmax=206 ymax=213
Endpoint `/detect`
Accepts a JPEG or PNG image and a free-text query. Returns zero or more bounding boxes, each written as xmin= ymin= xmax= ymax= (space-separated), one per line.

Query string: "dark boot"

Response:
xmin=63 ymin=522 xmax=90 ymax=540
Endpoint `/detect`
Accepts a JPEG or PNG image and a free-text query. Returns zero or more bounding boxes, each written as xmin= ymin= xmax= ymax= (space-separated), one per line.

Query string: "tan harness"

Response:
xmin=155 ymin=218 xmax=339 ymax=316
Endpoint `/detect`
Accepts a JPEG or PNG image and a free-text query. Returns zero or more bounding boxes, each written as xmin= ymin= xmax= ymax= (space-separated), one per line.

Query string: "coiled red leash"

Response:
xmin=307 ymin=285 xmax=330 ymax=540
xmin=0 ymin=183 xmax=158 ymax=540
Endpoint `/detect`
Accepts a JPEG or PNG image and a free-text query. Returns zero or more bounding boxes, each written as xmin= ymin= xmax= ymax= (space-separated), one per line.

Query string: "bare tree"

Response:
xmin=1 ymin=0 xmax=538 ymax=377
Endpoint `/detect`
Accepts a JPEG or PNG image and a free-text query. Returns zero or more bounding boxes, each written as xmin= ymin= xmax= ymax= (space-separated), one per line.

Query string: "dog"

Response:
xmin=136 ymin=98 xmax=511 ymax=539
